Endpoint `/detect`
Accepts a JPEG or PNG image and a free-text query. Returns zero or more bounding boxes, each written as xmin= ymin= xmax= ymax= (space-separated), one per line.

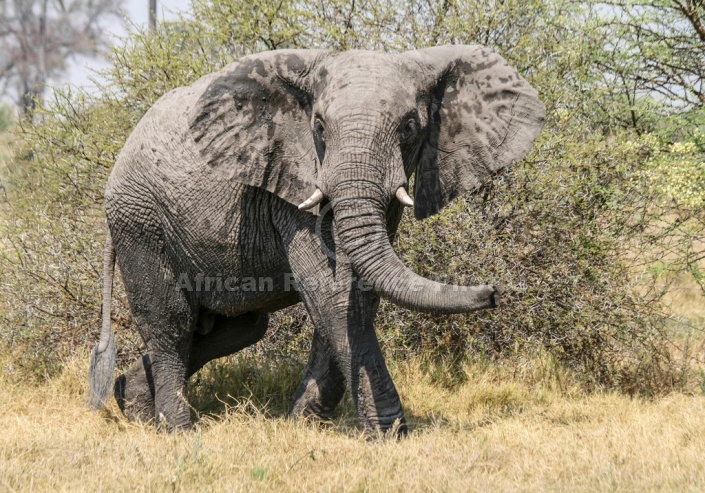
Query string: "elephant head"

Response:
xmin=189 ymin=46 xmax=545 ymax=313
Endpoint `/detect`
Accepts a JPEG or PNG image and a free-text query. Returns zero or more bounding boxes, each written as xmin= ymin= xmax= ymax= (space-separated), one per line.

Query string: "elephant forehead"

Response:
xmin=315 ymin=53 xmax=417 ymax=112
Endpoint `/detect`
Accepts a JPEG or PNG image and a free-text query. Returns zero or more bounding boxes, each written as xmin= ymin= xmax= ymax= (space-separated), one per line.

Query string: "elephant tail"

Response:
xmin=88 ymin=231 xmax=117 ymax=410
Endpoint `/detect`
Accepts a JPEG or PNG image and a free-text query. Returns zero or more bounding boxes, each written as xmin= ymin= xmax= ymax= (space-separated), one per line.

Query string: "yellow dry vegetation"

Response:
xmin=0 ymin=128 xmax=11 ymax=157
xmin=663 ymin=273 xmax=705 ymax=324
xmin=1 ymin=356 xmax=705 ymax=492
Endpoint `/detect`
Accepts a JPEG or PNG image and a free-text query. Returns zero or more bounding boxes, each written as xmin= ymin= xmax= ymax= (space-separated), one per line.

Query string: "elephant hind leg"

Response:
xmin=113 ymin=241 xmax=196 ymax=430
xmin=114 ymin=354 xmax=156 ymax=423
xmin=115 ymin=312 xmax=268 ymax=423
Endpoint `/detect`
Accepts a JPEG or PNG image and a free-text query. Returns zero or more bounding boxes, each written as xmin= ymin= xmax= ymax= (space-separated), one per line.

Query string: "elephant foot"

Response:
xmin=114 ymin=354 xmax=156 ymax=423
xmin=355 ymin=364 xmax=408 ymax=438
xmin=358 ymin=403 xmax=408 ymax=438
xmin=288 ymin=377 xmax=342 ymax=423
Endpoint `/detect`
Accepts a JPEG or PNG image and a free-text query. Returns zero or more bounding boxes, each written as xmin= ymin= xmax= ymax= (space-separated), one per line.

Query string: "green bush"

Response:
xmin=0 ymin=0 xmax=701 ymax=392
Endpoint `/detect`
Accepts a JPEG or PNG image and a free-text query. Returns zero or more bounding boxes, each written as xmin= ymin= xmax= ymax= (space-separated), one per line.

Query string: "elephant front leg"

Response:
xmin=288 ymin=327 xmax=346 ymax=421
xmin=293 ymin=277 xmax=407 ymax=436
xmin=346 ymin=318 xmax=407 ymax=436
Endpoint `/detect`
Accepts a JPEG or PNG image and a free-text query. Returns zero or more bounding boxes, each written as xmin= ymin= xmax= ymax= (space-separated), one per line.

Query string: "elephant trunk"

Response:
xmin=330 ymin=173 xmax=497 ymax=314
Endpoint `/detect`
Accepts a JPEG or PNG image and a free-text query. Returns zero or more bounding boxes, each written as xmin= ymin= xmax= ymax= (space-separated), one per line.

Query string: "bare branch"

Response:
xmin=0 ymin=0 xmax=121 ymax=114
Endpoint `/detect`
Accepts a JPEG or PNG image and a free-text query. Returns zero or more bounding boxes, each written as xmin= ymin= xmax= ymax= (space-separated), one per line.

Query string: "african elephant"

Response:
xmin=88 ymin=45 xmax=545 ymax=434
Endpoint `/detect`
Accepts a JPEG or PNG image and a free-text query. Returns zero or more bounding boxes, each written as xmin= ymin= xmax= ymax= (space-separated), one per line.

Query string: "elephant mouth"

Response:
xmin=300 ymin=186 xmax=413 ymax=210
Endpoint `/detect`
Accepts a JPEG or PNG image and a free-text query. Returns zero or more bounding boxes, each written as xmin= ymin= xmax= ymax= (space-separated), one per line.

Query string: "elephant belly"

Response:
xmin=190 ymin=266 xmax=302 ymax=317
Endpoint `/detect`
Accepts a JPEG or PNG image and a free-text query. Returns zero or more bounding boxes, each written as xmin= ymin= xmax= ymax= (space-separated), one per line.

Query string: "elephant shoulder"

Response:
xmin=110 ymin=78 xmax=218 ymax=186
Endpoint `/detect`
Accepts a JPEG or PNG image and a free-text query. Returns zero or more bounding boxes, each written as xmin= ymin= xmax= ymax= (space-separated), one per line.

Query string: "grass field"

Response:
xmin=1 ymin=127 xmax=704 ymax=491
xmin=1 ymin=354 xmax=705 ymax=492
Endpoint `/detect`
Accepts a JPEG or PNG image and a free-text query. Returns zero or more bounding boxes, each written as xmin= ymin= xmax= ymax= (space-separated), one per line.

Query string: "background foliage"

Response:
xmin=0 ymin=0 xmax=122 ymax=115
xmin=0 ymin=0 xmax=702 ymax=392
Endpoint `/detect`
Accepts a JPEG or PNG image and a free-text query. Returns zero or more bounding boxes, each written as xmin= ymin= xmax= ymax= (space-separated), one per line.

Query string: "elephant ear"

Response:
xmin=189 ymin=49 xmax=330 ymax=208
xmin=406 ymin=45 xmax=546 ymax=220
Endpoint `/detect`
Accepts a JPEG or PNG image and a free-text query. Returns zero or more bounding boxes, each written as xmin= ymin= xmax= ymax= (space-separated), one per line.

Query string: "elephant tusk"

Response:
xmin=395 ymin=187 xmax=414 ymax=207
xmin=298 ymin=188 xmax=325 ymax=210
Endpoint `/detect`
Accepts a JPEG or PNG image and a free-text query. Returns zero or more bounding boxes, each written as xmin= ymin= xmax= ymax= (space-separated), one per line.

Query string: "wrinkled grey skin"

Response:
xmin=88 ymin=46 xmax=545 ymax=434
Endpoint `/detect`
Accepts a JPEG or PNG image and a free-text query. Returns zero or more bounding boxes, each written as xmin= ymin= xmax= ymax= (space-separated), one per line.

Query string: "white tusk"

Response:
xmin=298 ymin=188 xmax=325 ymax=210
xmin=395 ymin=187 xmax=414 ymax=207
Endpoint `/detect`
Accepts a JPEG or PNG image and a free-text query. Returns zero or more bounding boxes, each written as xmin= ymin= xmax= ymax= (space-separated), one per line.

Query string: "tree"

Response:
xmin=0 ymin=0 xmax=694 ymax=392
xmin=590 ymin=1 xmax=705 ymax=295
xmin=593 ymin=0 xmax=705 ymax=129
xmin=0 ymin=0 xmax=122 ymax=116
xmin=149 ymin=0 xmax=157 ymax=31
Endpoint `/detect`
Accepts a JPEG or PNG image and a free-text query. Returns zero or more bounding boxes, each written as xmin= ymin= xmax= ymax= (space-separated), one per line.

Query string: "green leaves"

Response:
xmin=1 ymin=0 xmax=702 ymax=392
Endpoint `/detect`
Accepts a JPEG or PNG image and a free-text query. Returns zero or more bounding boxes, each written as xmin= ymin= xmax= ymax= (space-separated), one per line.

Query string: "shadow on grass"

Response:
xmin=186 ymin=352 xmax=447 ymax=435
xmin=188 ymin=352 xmax=307 ymax=419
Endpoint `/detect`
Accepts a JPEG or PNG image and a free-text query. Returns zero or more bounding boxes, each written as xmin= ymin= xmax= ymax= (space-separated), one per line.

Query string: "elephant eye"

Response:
xmin=314 ymin=118 xmax=325 ymax=143
xmin=313 ymin=117 xmax=326 ymax=163
xmin=400 ymin=117 xmax=418 ymax=142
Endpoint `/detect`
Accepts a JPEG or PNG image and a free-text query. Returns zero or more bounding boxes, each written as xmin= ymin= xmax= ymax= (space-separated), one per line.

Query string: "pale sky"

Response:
xmin=60 ymin=0 xmax=192 ymax=92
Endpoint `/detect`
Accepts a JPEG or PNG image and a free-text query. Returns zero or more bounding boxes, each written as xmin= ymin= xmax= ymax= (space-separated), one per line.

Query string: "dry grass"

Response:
xmin=662 ymin=272 xmax=705 ymax=324
xmin=1 ymin=355 xmax=704 ymax=492
xmin=0 ymin=127 xmax=14 ymax=175
xmin=1 ymin=123 xmax=703 ymax=490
